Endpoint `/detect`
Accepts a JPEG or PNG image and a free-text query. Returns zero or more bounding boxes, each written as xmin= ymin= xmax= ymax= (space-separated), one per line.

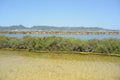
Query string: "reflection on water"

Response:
xmin=2 ymin=34 xmax=120 ymax=39
xmin=0 ymin=52 xmax=120 ymax=80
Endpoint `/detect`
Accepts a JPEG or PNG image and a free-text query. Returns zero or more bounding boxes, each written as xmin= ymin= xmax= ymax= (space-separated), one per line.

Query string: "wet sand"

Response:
xmin=0 ymin=53 xmax=120 ymax=80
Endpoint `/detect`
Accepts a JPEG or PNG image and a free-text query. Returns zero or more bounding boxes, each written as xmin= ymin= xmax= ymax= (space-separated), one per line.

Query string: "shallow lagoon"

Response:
xmin=0 ymin=50 xmax=120 ymax=80
xmin=2 ymin=33 xmax=120 ymax=39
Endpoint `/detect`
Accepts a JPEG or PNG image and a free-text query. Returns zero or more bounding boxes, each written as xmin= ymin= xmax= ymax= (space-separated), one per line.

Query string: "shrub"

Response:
xmin=0 ymin=36 xmax=120 ymax=54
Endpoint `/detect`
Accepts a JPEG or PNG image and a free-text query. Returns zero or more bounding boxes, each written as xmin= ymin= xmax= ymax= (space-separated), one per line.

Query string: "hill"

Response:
xmin=0 ymin=25 xmax=107 ymax=31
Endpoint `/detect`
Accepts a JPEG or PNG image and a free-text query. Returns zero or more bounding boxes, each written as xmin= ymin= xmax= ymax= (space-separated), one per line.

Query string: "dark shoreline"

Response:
xmin=0 ymin=49 xmax=120 ymax=57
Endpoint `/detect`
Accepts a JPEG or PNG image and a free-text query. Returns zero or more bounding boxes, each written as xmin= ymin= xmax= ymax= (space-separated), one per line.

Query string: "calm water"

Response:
xmin=0 ymin=50 xmax=120 ymax=80
xmin=2 ymin=33 xmax=120 ymax=39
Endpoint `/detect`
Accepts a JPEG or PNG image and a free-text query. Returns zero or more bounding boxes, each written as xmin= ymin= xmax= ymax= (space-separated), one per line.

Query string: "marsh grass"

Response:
xmin=0 ymin=36 xmax=120 ymax=54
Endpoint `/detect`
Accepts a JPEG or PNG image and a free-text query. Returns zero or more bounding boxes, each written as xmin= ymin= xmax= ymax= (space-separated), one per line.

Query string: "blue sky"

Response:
xmin=0 ymin=0 xmax=120 ymax=29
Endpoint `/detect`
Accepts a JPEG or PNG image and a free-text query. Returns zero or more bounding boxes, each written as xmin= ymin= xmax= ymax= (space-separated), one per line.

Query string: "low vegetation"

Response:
xmin=0 ymin=35 xmax=120 ymax=54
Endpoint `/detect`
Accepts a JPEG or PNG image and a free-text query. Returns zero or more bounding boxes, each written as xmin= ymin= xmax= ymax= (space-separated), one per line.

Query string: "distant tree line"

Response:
xmin=0 ymin=36 xmax=120 ymax=54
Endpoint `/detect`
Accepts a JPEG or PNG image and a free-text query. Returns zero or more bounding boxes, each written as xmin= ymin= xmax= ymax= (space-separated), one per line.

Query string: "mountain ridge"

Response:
xmin=0 ymin=25 xmax=118 ymax=31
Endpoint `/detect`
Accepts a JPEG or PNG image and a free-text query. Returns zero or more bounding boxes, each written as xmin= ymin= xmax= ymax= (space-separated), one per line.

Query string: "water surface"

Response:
xmin=2 ymin=33 xmax=120 ymax=39
xmin=0 ymin=50 xmax=120 ymax=80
